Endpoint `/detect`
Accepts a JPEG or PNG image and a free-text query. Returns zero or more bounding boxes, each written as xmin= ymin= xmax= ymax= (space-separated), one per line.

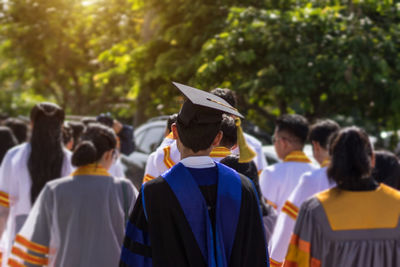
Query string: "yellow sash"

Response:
xmin=284 ymin=151 xmax=312 ymax=163
xmin=210 ymin=147 xmax=231 ymax=158
xmin=72 ymin=164 xmax=111 ymax=177
xmin=321 ymin=159 xmax=330 ymax=168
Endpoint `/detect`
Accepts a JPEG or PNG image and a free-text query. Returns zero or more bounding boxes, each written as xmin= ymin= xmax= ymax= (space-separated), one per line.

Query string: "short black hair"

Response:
xmin=220 ymin=155 xmax=258 ymax=181
xmin=219 ymin=115 xmax=237 ymax=149
xmin=210 ymin=88 xmax=237 ymax=108
xmin=4 ymin=118 xmax=28 ymax=144
xmin=328 ymin=127 xmax=373 ymax=190
xmin=372 ymin=151 xmax=400 ymax=190
xmin=176 ymin=120 xmax=221 ymax=153
xmin=309 ymin=119 xmax=340 ymax=149
xmin=166 ymin=114 xmax=178 ymax=133
xmin=275 ymin=114 xmax=309 ymax=145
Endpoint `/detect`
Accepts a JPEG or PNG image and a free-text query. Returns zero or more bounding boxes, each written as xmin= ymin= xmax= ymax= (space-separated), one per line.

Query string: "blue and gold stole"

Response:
xmin=162 ymin=162 xmax=242 ymax=267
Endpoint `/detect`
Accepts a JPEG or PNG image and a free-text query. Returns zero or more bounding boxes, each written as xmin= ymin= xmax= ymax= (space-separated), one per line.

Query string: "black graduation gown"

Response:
xmin=120 ymin=163 xmax=269 ymax=267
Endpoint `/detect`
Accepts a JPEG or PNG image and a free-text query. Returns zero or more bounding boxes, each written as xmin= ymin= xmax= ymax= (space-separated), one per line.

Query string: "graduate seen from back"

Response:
xmin=120 ymin=82 xmax=269 ymax=267
xmin=259 ymin=115 xmax=316 ymax=215
xmin=285 ymin=127 xmax=400 ymax=267
xmin=10 ymin=123 xmax=137 ymax=267
xmin=268 ymin=119 xmax=340 ymax=266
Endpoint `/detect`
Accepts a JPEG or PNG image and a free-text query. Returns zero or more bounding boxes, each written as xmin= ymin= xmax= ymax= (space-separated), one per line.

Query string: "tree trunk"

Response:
xmin=134 ymin=9 xmax=157 ymax=127
xmin=134 ymin=84 xmax=152 ymax=127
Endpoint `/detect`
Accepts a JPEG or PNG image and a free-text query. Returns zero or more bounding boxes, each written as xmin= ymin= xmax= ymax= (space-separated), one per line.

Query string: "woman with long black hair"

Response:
xmin=10 ymin=123 xmax=137 ymax=267
xmin=0 ymin=102 xmax=73 ymax=267
xmin=284 ymin=127 xmax=400 ymax=267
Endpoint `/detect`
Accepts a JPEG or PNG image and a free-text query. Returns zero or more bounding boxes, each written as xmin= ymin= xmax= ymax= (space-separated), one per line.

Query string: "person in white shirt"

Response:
xmin=0 ymin=103 xmax=73 ymax=267
xmin=268 ymin=119 xmax=340 ymax=267
xmin=260 ymin=114 xmax=316 ymax=214
xmin=143 ymin=115 xmax=237 ymax=183
xmin=143 ymin=114 xmax=179 ymax=183
xmin=159 ymin=113 xmax=178 ymax=148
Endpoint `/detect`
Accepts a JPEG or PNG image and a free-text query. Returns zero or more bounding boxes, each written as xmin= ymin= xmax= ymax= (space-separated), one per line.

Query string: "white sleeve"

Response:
xmin=244 ymin=134 xmax=268 ymax=172
xmin=259 ymin=168 xmax=279 ymax=210
xmin=143 ymin=152 xmax=158 ymax=183
xmin=268 ymin=205 xmax=297 ymax=264
xmin=268 ymin=172 xmax=313 ymax=264
xmin=115 ymin=160 xmax=125 ymax=178
xmin=254 ymin=144 xmax=268 ymax=172
xmin=109 ymin=158 xmax=125 ymax=178
xmin=61 ymin=149 xmax=74 ymax=177
xmin=0 ymin=150 xmax=14 ymax=236
xmin=0 ymin=150 xmax=14 ymax=209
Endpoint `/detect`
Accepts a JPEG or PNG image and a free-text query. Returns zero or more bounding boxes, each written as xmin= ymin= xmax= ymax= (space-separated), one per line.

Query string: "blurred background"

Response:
xmin=0 ymin=0 xmax=400 ymax=151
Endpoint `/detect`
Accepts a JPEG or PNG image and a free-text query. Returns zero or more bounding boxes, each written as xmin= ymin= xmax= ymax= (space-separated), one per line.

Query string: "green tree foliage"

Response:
xmin=1 ymin=0 xmax=400 ymax=139
xmin=114 ymin=0 xmax=264 ymax=125
xmin=196 ymin=1 xmax=400 ymax=133
xmin=0 ymin=0 xmax=141 ymax=116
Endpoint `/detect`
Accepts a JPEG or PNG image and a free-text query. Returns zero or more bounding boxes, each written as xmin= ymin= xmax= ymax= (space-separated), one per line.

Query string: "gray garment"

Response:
xmin=19 ymin=174 xmax=137 ymax=267
xmin=263 ymin=204 xmax=277 ymax=242
xmin=289 ymin=196 xmax=400 ymax=267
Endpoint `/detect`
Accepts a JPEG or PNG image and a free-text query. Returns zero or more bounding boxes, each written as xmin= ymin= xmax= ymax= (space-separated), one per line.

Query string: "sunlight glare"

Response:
xmin=82 ymin=0 xmax=96 ymax=6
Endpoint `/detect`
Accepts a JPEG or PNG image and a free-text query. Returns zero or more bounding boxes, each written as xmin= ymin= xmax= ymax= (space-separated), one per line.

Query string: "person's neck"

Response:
xmin=282 ymin=147 xmax=303 ymax=159
xmin=180 ymin=148 xmax=212 ymax=160
xmin=319 ymin=157 xmax=331 ymax=167
xmin=318 ymin=156 xmax=330 ymax=166
xmin=316 ymin=150 xmax=330 ymax=165
xmin=97 ymin=159 xmax=110 ymax=170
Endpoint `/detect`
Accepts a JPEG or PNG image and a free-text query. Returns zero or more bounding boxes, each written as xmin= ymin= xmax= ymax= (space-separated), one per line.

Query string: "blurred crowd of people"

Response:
xmin=0 ymin=84 xmax=399 ymax=267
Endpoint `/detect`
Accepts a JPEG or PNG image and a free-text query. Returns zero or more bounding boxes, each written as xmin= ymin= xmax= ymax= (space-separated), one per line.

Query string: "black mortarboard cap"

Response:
xmin=173 ymin=82 xmax=243 ymax=126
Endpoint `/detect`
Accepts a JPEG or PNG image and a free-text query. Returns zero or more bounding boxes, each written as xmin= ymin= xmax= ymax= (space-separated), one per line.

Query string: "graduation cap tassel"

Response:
xmin=235 ymin=118 xmax=256 ymax=163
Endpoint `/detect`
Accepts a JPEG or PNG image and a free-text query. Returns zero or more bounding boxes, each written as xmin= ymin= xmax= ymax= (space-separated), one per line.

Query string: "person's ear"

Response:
xmin=371 ymin=152 xmax=376 ymax=168
xmin=66 ymin=140 xmax=74 ymax=151
xmin=104 ymin=150 xmax=113 ymax=161
xmin=171 ymin=123 xmax=179 ymax=140
xmin=312 ymin=141 xmax=320 ymax=153
xmin=281 ymin=137 xmax=289 ymax=150
xmin=212 ymin=131 xmax=223 ymax=147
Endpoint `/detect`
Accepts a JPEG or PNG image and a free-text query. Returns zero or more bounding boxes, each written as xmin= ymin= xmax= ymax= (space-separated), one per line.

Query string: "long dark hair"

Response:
xmin=28 ymin=102 xmax=65 ymax=204
xmin=72 ymin=123 xmax=116 ymax=167
xmin=328 ymin=126 xmax=374 ymax=190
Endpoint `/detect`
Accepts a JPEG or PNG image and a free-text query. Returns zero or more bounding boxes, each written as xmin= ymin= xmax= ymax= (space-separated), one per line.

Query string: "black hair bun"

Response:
xmin=72 ymin=141 xmax=97 ymax=167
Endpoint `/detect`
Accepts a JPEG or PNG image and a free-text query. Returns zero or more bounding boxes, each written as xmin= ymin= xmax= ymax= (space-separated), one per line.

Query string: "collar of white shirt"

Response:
xmin=180 ymin=156 xmax=215 ymax=169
